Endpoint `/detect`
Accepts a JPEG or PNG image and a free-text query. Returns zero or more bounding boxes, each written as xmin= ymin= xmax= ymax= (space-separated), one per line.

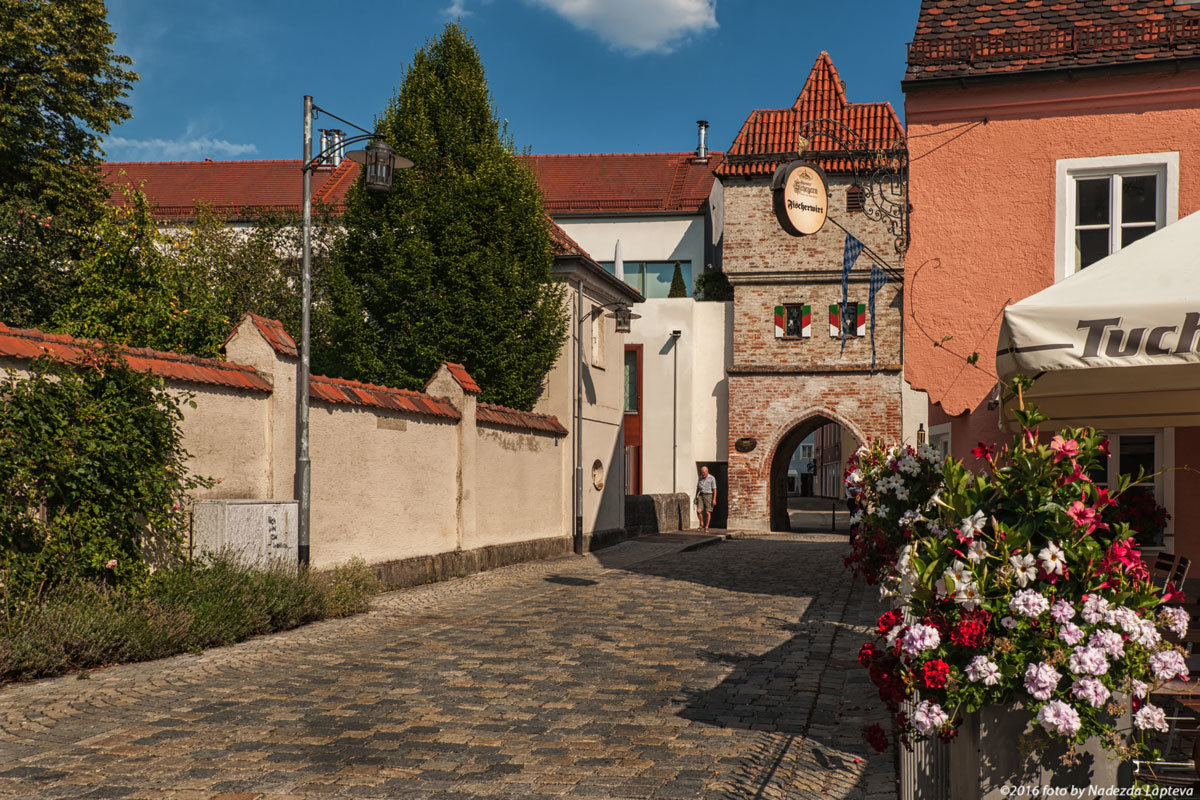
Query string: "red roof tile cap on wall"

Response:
xmin=445 ymin=362 xmax=481 ymax=394
xmin=476 ymin=401 xmax=568 ymax=437
xmin=0 ymin=323 xmax=273 ymax=393
xmin=223 ymin=313 xmax=298 ymax=358
xmin=309 ymin=373 xmax=461 ymax=421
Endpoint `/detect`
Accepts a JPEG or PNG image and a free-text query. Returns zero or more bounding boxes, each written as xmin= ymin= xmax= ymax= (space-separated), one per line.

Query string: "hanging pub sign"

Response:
xmin=772 ymin=160 xmax=829 ymax=237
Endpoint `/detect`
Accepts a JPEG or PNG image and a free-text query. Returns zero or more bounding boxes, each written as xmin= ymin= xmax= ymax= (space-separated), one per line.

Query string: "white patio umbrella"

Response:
xmin=996 ymin=210 xmax=1200 ymax=428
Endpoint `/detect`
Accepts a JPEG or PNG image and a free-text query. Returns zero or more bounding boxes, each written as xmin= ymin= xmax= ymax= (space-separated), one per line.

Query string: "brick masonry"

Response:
xmin=722 ymin=176 xmax=905 ymax=530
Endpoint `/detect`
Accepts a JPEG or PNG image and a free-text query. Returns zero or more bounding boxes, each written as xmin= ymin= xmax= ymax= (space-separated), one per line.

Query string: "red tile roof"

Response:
xmin=0 ymin=324 xmax=273 ymax=393
xmin=717 ymin=52 xmax=905 ymax=178
xmin=906 ymin=0 xmax=1200 ymax=80
xmin=443 ymin=362 xmax=481 ymax=394
xmin=521 ymin=152 xmax=722 ymax=215
xmin=100 ymin=159 xmax=359 ymax=220
xmin=477 ymin=401 xmax=568 ymax=436
xmin=309 ymin=374 xmax=460 ymax=420
xmin=229 ymin=313 xmax=297 ymax=358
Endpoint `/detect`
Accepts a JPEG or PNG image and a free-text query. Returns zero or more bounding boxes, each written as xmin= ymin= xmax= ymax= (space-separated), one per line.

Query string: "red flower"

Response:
xmin=950 ymin=617 xmax=987 ymax=648
xmin=877 ymin=610 xmax=902 ymax=636
xmin=864 ymin=723 xmax=889 ymax=753
xmin=972 ymin=442 xmax=994 ymax=460
xmin=1049 ymin=435 xmax=1080 ymax=463
xmin=858 ymin=643 xmax=878 ymax=667
xmin=921 ymin=660 xmax=950 ymax=689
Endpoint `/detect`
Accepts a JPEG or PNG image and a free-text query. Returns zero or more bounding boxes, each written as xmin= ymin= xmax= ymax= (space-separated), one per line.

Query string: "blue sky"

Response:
xmin=103 ymin=1 xmax=922 ymax=162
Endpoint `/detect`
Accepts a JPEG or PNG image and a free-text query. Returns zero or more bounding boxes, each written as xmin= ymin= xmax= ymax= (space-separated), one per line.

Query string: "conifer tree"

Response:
xmin=668 ymin=262 xmax=688 ymax=298
xmin=319 ymin=23 xmax=566 ymax=410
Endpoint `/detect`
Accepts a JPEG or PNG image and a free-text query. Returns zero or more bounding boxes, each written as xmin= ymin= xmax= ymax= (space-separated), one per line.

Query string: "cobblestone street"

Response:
xmin=0 ymin=535 xmax=895 ymax=800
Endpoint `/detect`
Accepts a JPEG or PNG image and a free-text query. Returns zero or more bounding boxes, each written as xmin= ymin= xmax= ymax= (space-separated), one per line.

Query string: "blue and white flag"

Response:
xmin=841 ymin=233 xmax=865 ymax=353
xmin=868 ymin=263 xmax=888 ymax=371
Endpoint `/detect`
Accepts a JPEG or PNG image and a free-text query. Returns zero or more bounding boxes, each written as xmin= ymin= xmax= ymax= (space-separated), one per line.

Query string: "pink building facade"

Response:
xmin=902 ymin=0 xmax=1200 ymax=558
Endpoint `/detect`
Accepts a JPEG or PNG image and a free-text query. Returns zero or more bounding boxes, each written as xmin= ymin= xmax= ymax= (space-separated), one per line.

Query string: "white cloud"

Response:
xmin=529 ymin=0 xmax=717 ymax=54
xmin=442 ymin=0 xmax=471 ymax=18
xmin=103 ymin=135 xmax=258 ymax=161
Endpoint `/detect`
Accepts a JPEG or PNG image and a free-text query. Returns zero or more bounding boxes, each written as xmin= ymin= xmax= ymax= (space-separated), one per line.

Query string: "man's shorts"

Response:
xmin=697 ymin=492 xmax=714 ymax=513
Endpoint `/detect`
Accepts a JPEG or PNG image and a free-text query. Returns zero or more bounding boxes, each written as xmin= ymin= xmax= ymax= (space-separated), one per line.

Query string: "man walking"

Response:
xmin=695 ymin=466 xmax=717 ymax=533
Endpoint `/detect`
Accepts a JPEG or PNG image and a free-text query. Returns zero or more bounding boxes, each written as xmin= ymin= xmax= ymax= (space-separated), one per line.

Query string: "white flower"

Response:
xmin=894 ymin=485 xmax=910 ymax=501
xmin=1135 ymin=703 xmax=1169 ymax=733
xmin=1024 ymin=662 xmax=1062 ymax=701
xmin=878 ymin=505 xmax=889 ymax=517
xmin=959 ymin=510 xmax=987 ymax=539
xmin=1081 ymin=595 xmax=1110 ymax=625
xmin=1009 ymin=553 xmax=1037 ymax=588
xmin=1058 ymin=623 xmax=1085 ymax=645
xmin=1037 ymin=700 xmax=1082 ymax=737
xmin=849 ymin=511 xmax=863 ymax=526
xmin=934 ymin=577 xmax=950 ymax=599
xmin=1010 ymin=589 xmax=1050 ymax=618
xmin=1071 ymin=677 xmax=1111 ymax=708
xmin=1150 ymin=649 xmax=1189 ymax=682
xmin=1050 ymin=600 xmax=1076 ymax=623
xmin=847 ymin=469 xmax=863 ymax=484
xmin=1038 ymin=541 xmax=1065 ymax=576
xmin=912 ymin=700 xmax=949 ymax=734
xmin=1089 ymin=629 xmax=1125 ymax=659
xmin=930 ymin=522 xmax=947 ymax=539
xmin=1001 ymin=615 xmax=1018 ymax=629
xmin=1132 ymin=620 xmax=1161 ymax=649
xmin=966 ymin=655 xmax=1000 ymax=685
xmin=943 ymin=560 xmax=971 ymax=592
xmin=1106 ymin=606 xmax=1140 ymax=634
xmin=966 ymin=539 xmax=988 ymax=564
xmin=901 ymin=624 xmax=941 ymax=656
xmin=1132 ymin=680 xmax=1148 ymax=699
xmin=885 ymin=625 xmax=903 ymax=648
xmin=1068 ymin=646 xmax=1109 ymax=677
xmin=955 ymin=581 xmax=982 ymax=611
xmin=1162 ymin=606 xmax=1190 ymax=639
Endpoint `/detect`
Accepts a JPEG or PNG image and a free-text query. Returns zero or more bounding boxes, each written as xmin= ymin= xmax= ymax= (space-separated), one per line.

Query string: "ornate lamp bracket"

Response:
xmin=795 ymin=118 xmax=910 ymax=254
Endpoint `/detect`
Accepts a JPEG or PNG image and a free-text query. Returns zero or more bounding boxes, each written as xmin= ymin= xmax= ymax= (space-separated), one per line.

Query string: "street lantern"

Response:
xmin=364 ymin=140 xmax=397 ymax=192
xmin=614 ymin=305 xmax=633 ymax=334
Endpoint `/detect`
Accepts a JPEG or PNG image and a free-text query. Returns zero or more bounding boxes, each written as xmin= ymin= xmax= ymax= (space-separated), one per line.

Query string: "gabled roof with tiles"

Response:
xmin=100 ymin=159 xmax=360 ymax=220
xmin=0 ymin=323 xmax=273 ymax=392
xmin=906 ymin=0 xmax=1200 ymax=81
xmin=424 ymin=361 xmax=482 ymax=395
xmin=717 ymin=52 xmax=905 ymax=178
xmin=477 ymin=401 xmax=568 ymax=436
xmin=522 ymin=152 xmax=722 ymax=216
xmin=226 ymin=313 xmax=298 ymax=358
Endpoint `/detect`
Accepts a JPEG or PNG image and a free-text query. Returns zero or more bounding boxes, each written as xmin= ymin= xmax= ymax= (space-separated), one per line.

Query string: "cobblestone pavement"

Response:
xmin=0 ymin=534 xmax=896 ymax=800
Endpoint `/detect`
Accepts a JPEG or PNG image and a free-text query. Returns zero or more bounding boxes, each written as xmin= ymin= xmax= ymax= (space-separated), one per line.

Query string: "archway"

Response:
xmin=767 ymin=414 xmax=862 ymax=532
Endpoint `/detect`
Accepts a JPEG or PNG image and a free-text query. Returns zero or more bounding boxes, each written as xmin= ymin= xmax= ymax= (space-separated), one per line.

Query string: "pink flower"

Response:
xmin=1049 ymin=435 xmax=1080 ymax=463
xmin=105 ymin=559 xmax=118 ymax=569
xmin=1067 ymin=499 xmax=1107 ymax=535
xmin=1060 ymin=461 xmax=1091 ymax=487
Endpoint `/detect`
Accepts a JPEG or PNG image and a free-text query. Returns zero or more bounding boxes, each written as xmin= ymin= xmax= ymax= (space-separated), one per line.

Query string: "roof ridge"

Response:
xmin=523 ymin=151 xmax=724 ymax=159
xmin=1 ymin=324 xmax=258 ymax=372
xmin=102 ymin=159 xmax=304 ymax=166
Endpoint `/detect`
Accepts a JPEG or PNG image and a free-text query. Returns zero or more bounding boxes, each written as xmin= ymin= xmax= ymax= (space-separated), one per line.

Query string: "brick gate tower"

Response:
xmin=716 ymin=53 xmax=911 ymax=531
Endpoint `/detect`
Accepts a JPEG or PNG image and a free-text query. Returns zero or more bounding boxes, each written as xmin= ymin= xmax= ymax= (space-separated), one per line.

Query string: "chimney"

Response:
xmin=695 ymin=120 xmax=709 ymax=162
xmin=318 ymin=130 xmax=330 ymax=168
xmin=318 ymin=128 xmax=345 ymax=167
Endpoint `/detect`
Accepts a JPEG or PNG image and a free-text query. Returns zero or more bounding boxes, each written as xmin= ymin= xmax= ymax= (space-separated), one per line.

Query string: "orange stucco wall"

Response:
xmin=904 ymin=68 xmax=1200 ymax=423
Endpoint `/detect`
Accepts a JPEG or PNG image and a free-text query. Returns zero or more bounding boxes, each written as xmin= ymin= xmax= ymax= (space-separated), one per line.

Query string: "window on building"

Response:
xmin=1056 ymin=153 xmax=1178 ymax=280
xmin=846 ymin=185 xmax=866 ymax=213
xmin=601 ymin=261 xmax=692 ymax=299
xmin=623 ymin=349 xmax=639 ymax=412
xmin=841 ymin=301 xmax=861 ymax=338
xmin=784 ymin=304 xmax=808 ymax=338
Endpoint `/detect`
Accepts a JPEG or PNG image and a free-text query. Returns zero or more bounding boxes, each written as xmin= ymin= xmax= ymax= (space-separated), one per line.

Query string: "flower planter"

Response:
xmin=948 ymin=702 xmax=1132 ymax=799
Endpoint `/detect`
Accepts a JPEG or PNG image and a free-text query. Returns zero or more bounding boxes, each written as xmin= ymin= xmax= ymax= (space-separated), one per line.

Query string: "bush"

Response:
xmin=694 ymin=268 xmax=733 ymax=301
xmin=0 ymin=553 xmax=379 ymax=683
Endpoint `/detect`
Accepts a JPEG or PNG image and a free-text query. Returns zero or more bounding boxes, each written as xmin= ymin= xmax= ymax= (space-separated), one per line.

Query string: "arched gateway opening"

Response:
xmin=767 ymin=415 xmax=862 ymax=532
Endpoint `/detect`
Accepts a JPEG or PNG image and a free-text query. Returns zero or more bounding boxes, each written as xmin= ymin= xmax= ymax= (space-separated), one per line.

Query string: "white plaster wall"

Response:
xmin=556 ymin=216 xmax=707 ymax=292
xmin=626 ymin=299 xmax=731 ymax=504
xmin=180 ymin=386 xmax=273 ymax=501
xmin=471 ymin=427 xmax=564 ymax=549
xmin=307 ymin=404 xmax=459 ymax=570
xmin=901 ymin=367 xmax=931 ymax=447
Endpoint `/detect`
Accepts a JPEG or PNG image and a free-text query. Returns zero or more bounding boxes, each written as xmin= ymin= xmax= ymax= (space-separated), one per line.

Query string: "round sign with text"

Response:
xmin=772 ymin=161 xmax=829 ymax=237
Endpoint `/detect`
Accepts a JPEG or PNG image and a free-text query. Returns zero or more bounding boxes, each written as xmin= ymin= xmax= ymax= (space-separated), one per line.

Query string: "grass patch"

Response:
xmin=0 ymin=553 xmax=378 ymax=682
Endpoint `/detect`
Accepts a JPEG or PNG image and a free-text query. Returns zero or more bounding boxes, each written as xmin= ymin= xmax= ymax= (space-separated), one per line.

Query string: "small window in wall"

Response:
xmin=829 ymin=301 xmax=865 ymax=338
xmin=623 ymin=349 xmax=638 ymax=412
xmin=846 ymin=185 xmax=866 ymax=213
xmin=601 ymin=261 xmax=692 ymax=298
xmin=929 ymin=423 xmax=951 ymax=459
xmin=774 ymin=304 xmax=811 ymax=338
xmin=590 ymin=305 xmax=606 ymax=369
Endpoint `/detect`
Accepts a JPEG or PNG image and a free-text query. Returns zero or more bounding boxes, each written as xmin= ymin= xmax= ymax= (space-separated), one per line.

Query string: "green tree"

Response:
xmin=694 ymin=267 xmax=733 ymax=301
xmin=667 ymin=261 xmax=688 ymax=298
xmin=0 ymin=0 xmax=138 ymax=327
xmin=320 ymin=23 xmax=566 ymax=410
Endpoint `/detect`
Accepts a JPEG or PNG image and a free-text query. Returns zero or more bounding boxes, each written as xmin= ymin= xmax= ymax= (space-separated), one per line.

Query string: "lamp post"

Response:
xmin=297 ymin=96 xmax=412 ymax=567
xmin=574 ymin=300 xmax=636 ymax=555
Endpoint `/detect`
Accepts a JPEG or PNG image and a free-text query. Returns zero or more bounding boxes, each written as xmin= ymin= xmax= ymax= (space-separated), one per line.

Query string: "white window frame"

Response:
xmin=929 ymin=423 xmax=952 ymax=459
xmin=1097 ymin=429 xmax=1174 ymax=538
xmin=1054 ymin=152 xmax=1179 ymax=282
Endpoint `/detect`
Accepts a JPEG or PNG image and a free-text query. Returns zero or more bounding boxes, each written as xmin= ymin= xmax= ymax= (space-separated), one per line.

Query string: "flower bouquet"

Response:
xmin=853 ymin=381 xmax=1187 ymax=763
